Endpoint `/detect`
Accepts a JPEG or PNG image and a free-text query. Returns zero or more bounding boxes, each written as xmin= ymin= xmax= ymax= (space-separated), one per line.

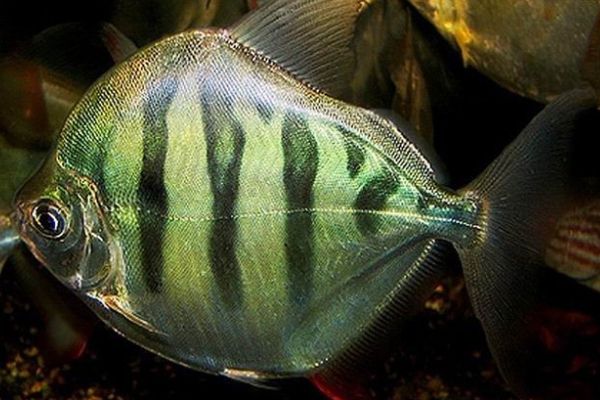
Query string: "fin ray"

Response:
xmin=231 ymin=0 xmax=374 ymax=99
xmin=100 ymin=295 xmax=165 ymax=336
xmin=311 ymin=240 xmax=449 ymax=400
xmin=457 ymin=88 xmax=597 ymax=397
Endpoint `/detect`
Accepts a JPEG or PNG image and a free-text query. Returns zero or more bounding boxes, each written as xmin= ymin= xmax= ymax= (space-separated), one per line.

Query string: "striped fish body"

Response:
xmin=13 ymin=30 xmax=482 ymax=376
xmin=546 ymin=201 xmax=600 ymax=292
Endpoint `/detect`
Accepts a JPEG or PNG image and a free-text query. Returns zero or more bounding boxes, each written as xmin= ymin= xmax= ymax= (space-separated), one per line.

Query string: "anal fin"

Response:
xmin=302 ymin=240 xmax=449 ymax=400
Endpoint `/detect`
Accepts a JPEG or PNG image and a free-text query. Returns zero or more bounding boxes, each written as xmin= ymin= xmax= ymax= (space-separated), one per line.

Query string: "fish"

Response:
xmin=351 ymin=0 xmax=435 ymax=141
xmin=546 ymin=200 xmax=600 ymax=292
xmin=8 ymin=0 xmax=597 ymax=397
xmin=0 ymin=22 xmax=132 ymax=151
xmin=406 ymin=0 xmax=600 ymax=102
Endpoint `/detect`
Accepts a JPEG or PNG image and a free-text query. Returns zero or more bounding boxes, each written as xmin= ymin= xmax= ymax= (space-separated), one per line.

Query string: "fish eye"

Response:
xmin=31 ymin=200 xmax=68 ymax=239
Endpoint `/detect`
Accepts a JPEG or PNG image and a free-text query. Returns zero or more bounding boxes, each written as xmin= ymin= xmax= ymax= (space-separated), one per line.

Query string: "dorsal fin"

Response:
xmin=372 ymin=108 xmax=449 ymax=185
xmin=230 ymin=0 xmax=375 ymax=100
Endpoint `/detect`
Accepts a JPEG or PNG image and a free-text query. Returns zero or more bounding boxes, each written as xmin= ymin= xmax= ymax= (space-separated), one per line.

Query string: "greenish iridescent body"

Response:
xmin=10 ymin=0 xmax=598 ymax=396
xmin=14 ymin=28 xmax=481 ymax=374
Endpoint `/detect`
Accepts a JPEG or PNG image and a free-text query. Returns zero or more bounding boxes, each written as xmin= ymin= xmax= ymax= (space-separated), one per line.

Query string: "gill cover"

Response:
xmin=14 ymin=166 xmax=119 ymax=292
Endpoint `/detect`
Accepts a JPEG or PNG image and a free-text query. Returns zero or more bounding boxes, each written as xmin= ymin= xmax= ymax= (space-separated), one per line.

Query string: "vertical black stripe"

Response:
xmin=354 ymin=167 xmax=400 ymax=235
xmin=137 ymin=76 xmax=178 ymax=293
xmin=338 ymin=126 xmax=366 ymax=179
xmin=202 ymin=93 xmax=245 ymax=309
xmin=282 ymin=112 xmax=319 ymax=307
xmin=255 ymin=101 xmax=274 ymax=123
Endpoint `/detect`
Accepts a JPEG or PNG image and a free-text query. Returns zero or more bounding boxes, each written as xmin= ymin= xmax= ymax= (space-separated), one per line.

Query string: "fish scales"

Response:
xmin=201 ymin=87 xmax=246 ymax=309
xmin=19 ymin=30 xmax=480 ymax=373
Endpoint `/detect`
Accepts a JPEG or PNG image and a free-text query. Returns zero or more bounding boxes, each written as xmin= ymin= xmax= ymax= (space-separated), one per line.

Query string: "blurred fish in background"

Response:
xmin=350 ymin=0 xmax=435 ymax=141
xmin=406 ymin=0 xmax=600 ymax=102
xmin=547 ymin=200 xmax=600 ymax=292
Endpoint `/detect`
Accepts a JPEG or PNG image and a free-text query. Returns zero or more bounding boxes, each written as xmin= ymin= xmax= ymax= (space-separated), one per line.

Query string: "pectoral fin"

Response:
xmin=100 ymin=295 xmax=165 ymax=336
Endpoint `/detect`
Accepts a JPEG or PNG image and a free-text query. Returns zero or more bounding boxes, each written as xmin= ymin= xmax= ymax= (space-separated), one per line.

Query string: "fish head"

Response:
xmin=12 ymin=160 xmax=118 ymax=293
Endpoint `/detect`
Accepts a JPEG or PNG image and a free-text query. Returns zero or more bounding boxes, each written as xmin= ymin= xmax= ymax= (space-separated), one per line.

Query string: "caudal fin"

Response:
xmin=456 ymin=88 xmax=597 ymax=397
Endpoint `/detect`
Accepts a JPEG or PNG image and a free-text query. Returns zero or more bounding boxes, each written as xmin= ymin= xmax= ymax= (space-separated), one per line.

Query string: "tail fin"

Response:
xmin=456 ymin=88 xmax=597 ymax=397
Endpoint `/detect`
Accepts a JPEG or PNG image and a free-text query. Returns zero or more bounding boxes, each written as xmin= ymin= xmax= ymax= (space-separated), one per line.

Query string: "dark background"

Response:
xmin=0 ymin=1 xmax=598 ymax=399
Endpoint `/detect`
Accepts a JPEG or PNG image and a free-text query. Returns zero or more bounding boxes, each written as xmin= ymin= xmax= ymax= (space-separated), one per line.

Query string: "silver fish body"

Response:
xmin=13 ymin=28 xmax=480 ymax=375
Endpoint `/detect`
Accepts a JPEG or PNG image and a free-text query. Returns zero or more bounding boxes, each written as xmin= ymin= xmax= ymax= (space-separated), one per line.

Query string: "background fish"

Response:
xmin=350 ymin=0 xmax=435 ymax=141
xmin=407 ymin=0 xmax=600 ymax=102
xmin=546 ymin=200 xmax=600 ymax=292
xmin=8 ymin=2 xmax=598 ymax=399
